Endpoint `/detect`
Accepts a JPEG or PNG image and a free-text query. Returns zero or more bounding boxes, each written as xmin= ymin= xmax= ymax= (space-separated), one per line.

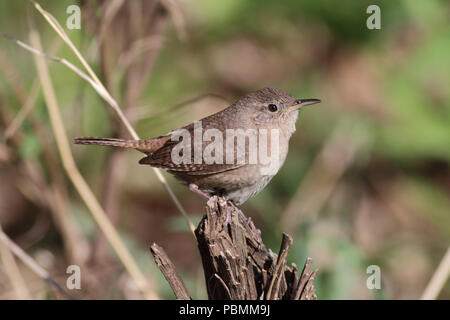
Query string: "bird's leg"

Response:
xmin=188 ymin=183 xmax=211 ymax=200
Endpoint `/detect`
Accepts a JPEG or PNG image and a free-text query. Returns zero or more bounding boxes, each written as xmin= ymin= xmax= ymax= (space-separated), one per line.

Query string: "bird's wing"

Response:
xmin=139 ymin=115 xmax=246 ymax=175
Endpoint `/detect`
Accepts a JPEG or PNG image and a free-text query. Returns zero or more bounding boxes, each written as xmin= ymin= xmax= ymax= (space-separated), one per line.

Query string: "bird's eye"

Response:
xmin=268 ymin=104 xmax=278 ymax=112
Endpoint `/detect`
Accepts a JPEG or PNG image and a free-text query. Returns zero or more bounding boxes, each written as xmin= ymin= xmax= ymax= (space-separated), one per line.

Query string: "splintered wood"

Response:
xmin=151 ymin=196 xmax=317 ymax=300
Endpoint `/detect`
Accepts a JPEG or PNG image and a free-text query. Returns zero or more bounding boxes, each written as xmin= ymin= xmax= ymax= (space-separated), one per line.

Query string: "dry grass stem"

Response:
xmin=29 ymin=29 xmax=157 ymax=299
xmin=161 ymin=0 xmax=187 ymax=41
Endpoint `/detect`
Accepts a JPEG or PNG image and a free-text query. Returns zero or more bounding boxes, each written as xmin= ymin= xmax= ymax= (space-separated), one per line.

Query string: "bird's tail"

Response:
xmin=74 ymin=137 xmax=152 ymax=153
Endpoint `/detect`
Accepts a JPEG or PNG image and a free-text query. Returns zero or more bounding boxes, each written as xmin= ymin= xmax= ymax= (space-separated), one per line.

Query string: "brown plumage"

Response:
xmin=74 ymin=88 xmax=320 ymax=205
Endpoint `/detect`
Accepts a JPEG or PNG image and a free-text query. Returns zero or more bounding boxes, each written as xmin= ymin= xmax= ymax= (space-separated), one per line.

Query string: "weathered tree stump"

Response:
xmin=150 ymin=196 xmax=317 ymax=300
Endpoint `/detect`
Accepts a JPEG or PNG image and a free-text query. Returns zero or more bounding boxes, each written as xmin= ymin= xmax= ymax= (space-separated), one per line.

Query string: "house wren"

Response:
xmin=74 ymin=87 xmax=320 ymax=205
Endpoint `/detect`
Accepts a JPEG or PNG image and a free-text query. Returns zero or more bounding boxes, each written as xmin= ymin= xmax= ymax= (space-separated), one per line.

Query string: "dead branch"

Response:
xmin=152 ymin=196 xmax=318 ymax=300
xmin=150 ymin=243 xmax=191 ymax=300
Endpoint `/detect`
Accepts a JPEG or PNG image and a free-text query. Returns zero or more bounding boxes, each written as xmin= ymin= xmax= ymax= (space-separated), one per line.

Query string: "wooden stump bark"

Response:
xmin=150 ymin=196 xmax=317 ymax=300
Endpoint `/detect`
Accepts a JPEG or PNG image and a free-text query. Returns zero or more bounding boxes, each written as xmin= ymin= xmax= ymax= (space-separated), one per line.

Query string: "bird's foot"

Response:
xmin=188 ymin=184 xmax=211 ymax=200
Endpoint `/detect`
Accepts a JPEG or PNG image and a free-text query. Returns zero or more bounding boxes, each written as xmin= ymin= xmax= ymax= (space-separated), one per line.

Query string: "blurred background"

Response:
xmin=0 ymin=0 xmax=449 ymax=299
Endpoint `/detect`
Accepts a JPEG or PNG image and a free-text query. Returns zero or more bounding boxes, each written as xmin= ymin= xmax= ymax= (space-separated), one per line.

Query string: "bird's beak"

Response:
xmin=284 ymin=98 xmax=321 ymax=114
xmin=295 ymin=98 xmax=321 ymax=107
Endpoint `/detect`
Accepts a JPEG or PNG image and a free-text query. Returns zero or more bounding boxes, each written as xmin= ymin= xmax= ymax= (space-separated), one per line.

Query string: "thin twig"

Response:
xmin=150 ymin=243 xmax=191 ymax=300
xmin=131 ymin=93 xmax=230 ymax=121
xmin=0 ymin=225 xmax=73 ymax=299
xmin=29 ymin=1 xmax=195 ymax=235
xmin=196 ymin=197 xmax=317 ymax=300
xmin=421 ymin=246 xmax=450 ymax=300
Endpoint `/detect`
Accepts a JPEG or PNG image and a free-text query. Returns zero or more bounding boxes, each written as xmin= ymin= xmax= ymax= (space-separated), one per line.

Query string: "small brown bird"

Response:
xmin=74 ymin=87 xmax=320 ymax=205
